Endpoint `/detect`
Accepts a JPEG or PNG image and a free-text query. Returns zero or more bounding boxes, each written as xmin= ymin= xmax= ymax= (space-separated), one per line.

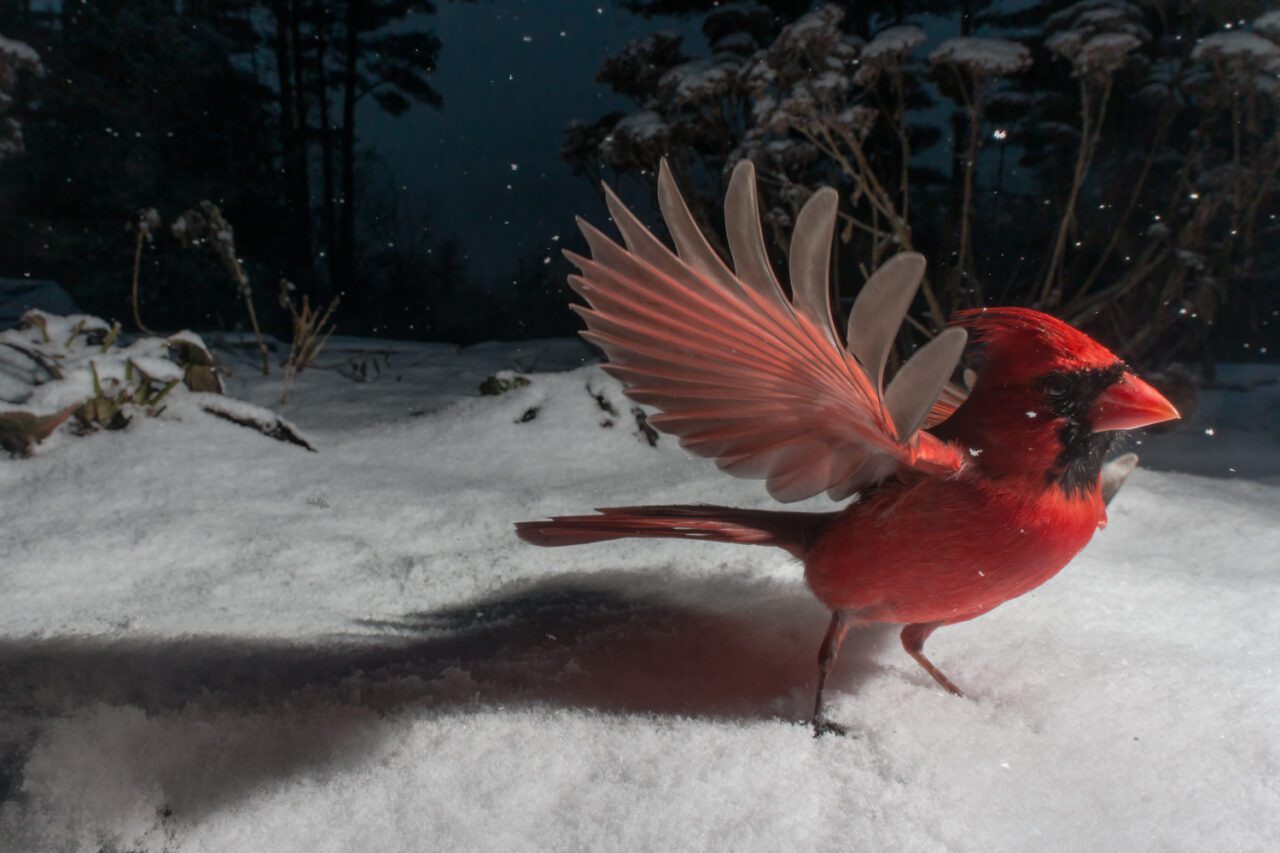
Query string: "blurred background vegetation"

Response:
xmin=0 ymin=1 xmax=1276 ymax=371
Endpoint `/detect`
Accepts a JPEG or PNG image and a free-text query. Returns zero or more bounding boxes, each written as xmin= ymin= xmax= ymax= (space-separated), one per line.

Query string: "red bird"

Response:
xmin=516 ymin=161 xmax=1179 ymax=736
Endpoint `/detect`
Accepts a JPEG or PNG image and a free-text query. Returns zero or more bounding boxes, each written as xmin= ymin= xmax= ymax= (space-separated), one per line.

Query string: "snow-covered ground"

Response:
xmin=1 ymin=337 xmax=1278 ymax=852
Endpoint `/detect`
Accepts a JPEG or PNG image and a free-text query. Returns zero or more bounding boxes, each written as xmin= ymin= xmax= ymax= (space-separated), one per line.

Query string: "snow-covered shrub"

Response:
xmin=856 ymin=25 xmax=926 ymax=85
xmin=929 ymin=37 xmax=1031 ymax=77
xmin=565 ymin=3 xmax=1279 ymax=367
xmin=1190 ymin=31 xmax=1280 ymax=95
xmin=596 ymin=30 xmax=687 ymax=101
xmin=1032 ymin=1 xmax=1153 ymax=304
xmin=0 ymin=32 xmax=42 ymax=162
xmin=736 ymin=5 xmax=953 ymax=288
xmin=0 ymin=311 xmax=312 ymax=457
xmin=603 ymin=111 xmax=673 ymax=169
xmin=744 ymin=6 xmax=863 ymax=140
xmin=1044 ymin=0 xmax=1149 ymax=80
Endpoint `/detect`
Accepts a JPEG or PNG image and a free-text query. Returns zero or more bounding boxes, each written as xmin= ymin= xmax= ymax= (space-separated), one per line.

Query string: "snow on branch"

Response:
xmin=602 ymin=110 xmax=672 ymax=166
xmin=1256 ymin=11 xmax=1280 ymax=39
xmin=658 ymin=58 xmax=742 ymax=106
xmin=0 ymin=34 xmax=39 ymax=67
xmin=1191 ymin=31 xmax=1280 ymax=97
xmin=856 ymin=25 xmax=926 ymax=85
xmin=862 ymin=25 xmax=926 ymax=63
xmin=1192 ymin=31 xmax=1280 ymax=67
xmin=1043 ymin=0 xmax=1149 ymax=79
xmin=928 ymin=37 xmax=1031 ymax=77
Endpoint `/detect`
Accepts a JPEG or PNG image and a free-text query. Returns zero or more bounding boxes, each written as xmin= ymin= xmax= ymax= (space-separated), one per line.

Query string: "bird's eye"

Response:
xmin=1040 ymin=373 xmax=1073 ymax=399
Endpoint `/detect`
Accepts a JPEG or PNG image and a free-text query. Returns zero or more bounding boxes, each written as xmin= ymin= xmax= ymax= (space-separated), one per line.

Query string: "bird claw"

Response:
xmin=811 ymin=717 xmax=851 ymax=738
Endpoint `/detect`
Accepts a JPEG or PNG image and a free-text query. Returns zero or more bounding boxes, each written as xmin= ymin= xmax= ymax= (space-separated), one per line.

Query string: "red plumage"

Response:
xmin=515 ymin=161 xmax=1179 ymax=735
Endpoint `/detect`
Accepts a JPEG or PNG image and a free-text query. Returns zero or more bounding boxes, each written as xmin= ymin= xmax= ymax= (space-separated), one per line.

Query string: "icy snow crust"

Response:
xmin=1 ymin=339 xmax=1278 ymax=851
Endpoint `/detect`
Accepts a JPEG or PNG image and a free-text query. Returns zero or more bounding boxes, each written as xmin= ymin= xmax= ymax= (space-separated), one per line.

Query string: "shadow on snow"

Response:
xmin=0 ymin=569 xmax=900 ymax=820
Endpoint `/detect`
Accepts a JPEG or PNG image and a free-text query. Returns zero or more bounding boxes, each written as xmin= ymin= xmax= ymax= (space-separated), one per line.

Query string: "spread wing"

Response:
xmin=568 ymin=160 xmax=966 ymax=503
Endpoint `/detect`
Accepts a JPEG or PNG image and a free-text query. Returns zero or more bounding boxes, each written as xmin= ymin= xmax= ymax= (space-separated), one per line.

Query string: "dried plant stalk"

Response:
xmin=279 ymin=279 xmax=339 ymax=403
xmin=172 ymin=201 xmax=271 ymax=375
xmin=129 ymin=208 xmax=160 ymax=334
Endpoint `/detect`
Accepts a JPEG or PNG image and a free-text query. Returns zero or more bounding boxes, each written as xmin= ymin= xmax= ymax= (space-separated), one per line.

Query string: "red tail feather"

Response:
xmin=515 ymin=505 xmax=836 ymax=559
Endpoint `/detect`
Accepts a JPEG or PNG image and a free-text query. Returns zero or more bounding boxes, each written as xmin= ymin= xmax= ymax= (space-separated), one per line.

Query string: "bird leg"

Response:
xmin=811 ymin=610 xmax=853 ymax=737
xmin=901 ymin=622 xmax=964 ymax=696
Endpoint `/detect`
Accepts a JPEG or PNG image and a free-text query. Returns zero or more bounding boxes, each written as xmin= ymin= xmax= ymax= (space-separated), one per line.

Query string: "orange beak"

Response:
xmin=1090 ymin=371 xmax=1181 ymax=433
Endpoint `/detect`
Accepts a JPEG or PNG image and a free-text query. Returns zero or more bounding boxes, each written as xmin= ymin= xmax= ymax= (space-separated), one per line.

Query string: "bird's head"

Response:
xmin=934 ymin=308 xmax=1180 ymax=494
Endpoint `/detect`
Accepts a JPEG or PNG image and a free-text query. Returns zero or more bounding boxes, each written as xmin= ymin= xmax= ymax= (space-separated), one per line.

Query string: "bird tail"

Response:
xmin=515 ymin=505 xmax=836 ymax=559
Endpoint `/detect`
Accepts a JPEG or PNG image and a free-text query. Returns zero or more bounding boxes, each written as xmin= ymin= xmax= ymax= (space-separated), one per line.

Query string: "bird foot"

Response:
xmin=933 ymin=675 xmax=965 ymax=697
xmin=811 ymin=717 xmax=852 ymax=738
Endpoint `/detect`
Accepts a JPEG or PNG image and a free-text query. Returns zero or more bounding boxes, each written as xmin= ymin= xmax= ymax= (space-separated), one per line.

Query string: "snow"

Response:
xmin=1044 ymin=0 xmax=1121 ymax=31
xmin=928 ymin=37 xmax=1032 ymax=76
xmin=1 ymin=335 xmax=1278 ymax=851
xmin=0 ymin=313 xmax=303 ymax=460
xmin=1043 ymin=0 xmax=1149 ymax=78
xmin=1077 ymin=32 xmax=1143 ymax=74
xmin=835 ymin=104 xmax=878 ymax=133
xmin=1192 ymin=31 xmax=1280 ymax=67
xmin=0 ymin=34 xmax=39 ymax=67
xmin=612 ymin=110 xmax=669 ymax=144
xmin=659 ymin=59 xmax=739 ymax=104
xmin=861 ymin=25 xmax=926 ymax=62
xmin=1256 ymin=11 xmax=1280 ymax=38
xmin=855 ymin=25 xmax=925 ymax=85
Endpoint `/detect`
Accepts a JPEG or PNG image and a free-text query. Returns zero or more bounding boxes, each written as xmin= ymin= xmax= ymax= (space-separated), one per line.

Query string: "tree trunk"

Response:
xmin=271 ymin=0 xmax=309 ymax=272
xmin=314 ymin=1 xmax=338 ymax=296
xmin=338 ymin=0 xmax=360 ymax=315
xmin=288 ymin=0 xmax=313 ymax=275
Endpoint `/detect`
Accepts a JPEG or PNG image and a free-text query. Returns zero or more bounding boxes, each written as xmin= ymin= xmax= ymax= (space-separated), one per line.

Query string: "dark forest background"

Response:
xmin=0 ymin=0 xmax=1276 ymax=370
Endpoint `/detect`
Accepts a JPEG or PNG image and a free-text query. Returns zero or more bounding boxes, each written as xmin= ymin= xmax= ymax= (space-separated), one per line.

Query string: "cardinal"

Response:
xmin=516 ymin=161 xmax=1179 ymax=736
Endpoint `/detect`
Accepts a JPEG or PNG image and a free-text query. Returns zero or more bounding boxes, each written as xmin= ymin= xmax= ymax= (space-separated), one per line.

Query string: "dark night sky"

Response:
xmin=360 ymin=0 xmax=701 ymax=284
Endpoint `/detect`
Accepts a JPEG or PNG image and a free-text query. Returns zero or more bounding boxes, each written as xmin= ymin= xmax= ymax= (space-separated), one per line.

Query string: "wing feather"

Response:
xmin=724 ymin=161 xmax=793 ymax=316
xmin=885 ymin=327 xmax=969 ymax=439
xmin=788 ymin=188 xmax=842 ymax=351
xmin=846 ymin=252 xmax=928 ymax=394
xmin=656 ymin=160 xmax=742 ymax=294
xmin=570 ymin=159 xmax=967 ymax=502
xmin=572 ymin=224 xmax=841 ymax=377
